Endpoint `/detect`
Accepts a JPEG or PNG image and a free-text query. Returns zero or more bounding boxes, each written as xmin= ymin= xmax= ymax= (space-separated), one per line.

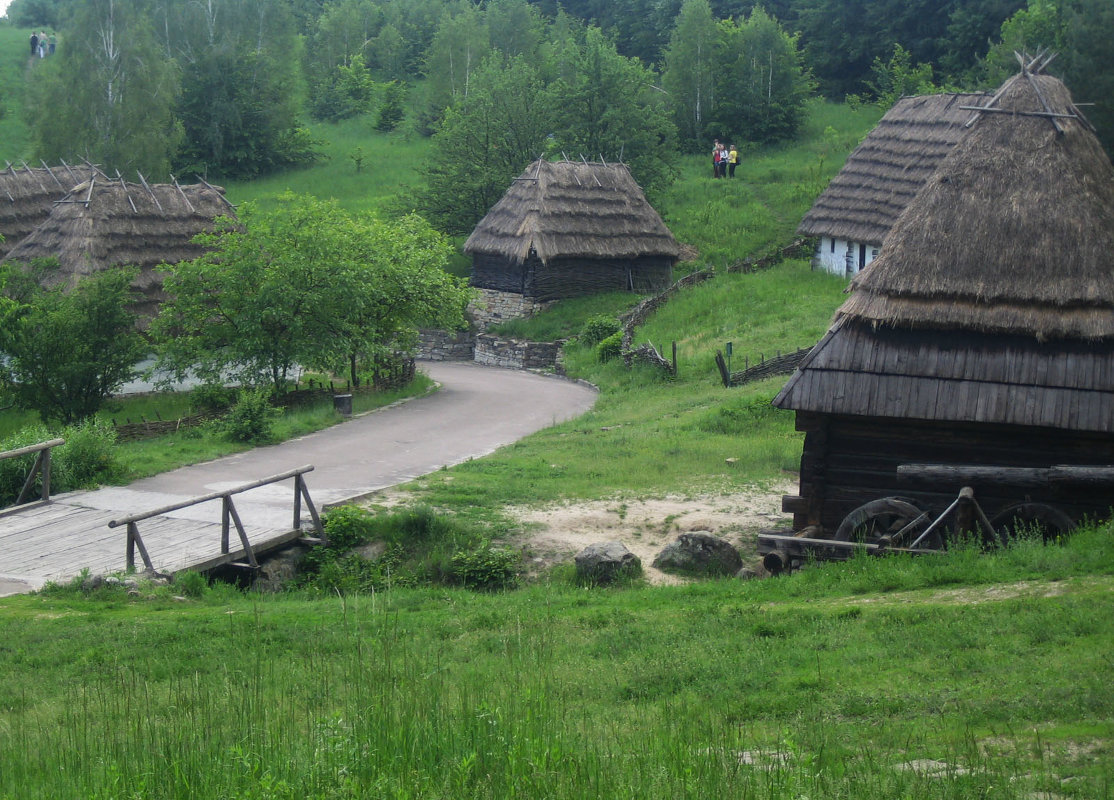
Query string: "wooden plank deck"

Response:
xmin=0 ymin=494 xmax=304 ymax=591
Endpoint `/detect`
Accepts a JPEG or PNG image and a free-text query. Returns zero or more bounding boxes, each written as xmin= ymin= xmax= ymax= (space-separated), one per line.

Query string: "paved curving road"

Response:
xmin=71 ymin=361 xmax=598 ymax=530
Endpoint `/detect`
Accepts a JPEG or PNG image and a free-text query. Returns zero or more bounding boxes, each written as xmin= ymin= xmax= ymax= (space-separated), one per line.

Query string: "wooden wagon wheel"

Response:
xmin=833 ymin=497 xmax=942 ymax=550
xmin=990 ymin=503 xmax=1075 ymax=543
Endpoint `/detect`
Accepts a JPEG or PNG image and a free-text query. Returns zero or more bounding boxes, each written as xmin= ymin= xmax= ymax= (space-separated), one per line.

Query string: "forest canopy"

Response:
xmin=6 ymin=0 xmax=1112 ymax=214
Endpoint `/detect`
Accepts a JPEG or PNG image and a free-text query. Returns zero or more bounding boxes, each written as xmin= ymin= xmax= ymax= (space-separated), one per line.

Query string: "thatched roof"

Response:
xmin=838 ymin=69 xmax=1114 ymax=340
xmin=776 ymin=66 xmax=1114 ymax=432
xmin=463 ymin=159 xmax=680 ymax=264
xmin=798 ymin=92 xmax=988 ymax=244
xmin=1 ymin=175 xmax=236 ymax=295
xmin=0 ymin=162 xmax=105 ymax=259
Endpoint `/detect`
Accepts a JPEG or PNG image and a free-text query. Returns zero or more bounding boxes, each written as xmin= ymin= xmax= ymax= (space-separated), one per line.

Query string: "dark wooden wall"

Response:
xmin=470 ymin=254 xmax=673 ymax=300
xmin=785 ymin=412 xmax=1114 ymax=533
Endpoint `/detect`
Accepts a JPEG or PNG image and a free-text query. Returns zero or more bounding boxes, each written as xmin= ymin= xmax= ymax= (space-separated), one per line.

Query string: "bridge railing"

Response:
xmin=0 ymin=438 xmax=65 ymax=512
xmin=108 ymin=465 xmax=326 ymax=573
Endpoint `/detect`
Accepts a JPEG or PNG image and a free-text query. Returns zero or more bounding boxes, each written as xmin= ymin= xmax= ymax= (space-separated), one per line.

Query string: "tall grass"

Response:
xmin=0 ymin=26 xmax=34 ymax=163
xmin=2 ymin=525 xmax=1112 ymax=798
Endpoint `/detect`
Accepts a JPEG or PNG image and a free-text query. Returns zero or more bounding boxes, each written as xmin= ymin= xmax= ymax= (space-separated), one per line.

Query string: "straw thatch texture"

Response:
xmin=798 ymin=93 xmax=987 ymax=244
xmin=1 ymin=177 xmax=236 ymax=318
xmin=464 ymin=159 xmax=679 ymax=300
xmin=465 ymin=159 xmax=680 ymax=263
xmin=0 ymin=163 xmax=104 ymax=259
xmin=840 ymin=73 xmax=1114 ymax=340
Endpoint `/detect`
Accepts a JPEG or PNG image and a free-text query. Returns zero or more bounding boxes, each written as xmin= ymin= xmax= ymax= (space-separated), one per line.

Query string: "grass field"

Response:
xmin=1 ymin=526 xmax=1111 ymax=798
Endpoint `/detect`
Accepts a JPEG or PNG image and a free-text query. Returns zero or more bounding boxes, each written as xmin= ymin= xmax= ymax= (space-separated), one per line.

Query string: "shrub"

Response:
xmin=55 ymin=420 xmax=120 ymax=489
xmin=596 ymin=331 xmax=623 ymax=363
xmin=221 ymin=388 xmax=282 ymax=443
xmin=174 ymin=570 xmax=208 ymax=599
xmin=190 ymin=383 xmax=238 ymax=412
xmin=580 ymin=315 xmax=621 ymax=347
xmin=323 ymin=504 xmax=376 ymax=549
xmin=449 ymin=543 xmax=519 ymax=591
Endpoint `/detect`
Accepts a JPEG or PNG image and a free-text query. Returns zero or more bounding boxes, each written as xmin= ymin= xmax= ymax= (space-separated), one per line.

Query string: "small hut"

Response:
xmin=775 ymin=62 xmax=1114 ymax=535
xmin=0 ymin=162 xmax=104 ymax=259
xmin=799 ymin=92 xmax=987 ymax=276
xmin=464 ymin=159 xmax=680 ymax=305
xmin=1 ymin=175 xmax=236 ymax=320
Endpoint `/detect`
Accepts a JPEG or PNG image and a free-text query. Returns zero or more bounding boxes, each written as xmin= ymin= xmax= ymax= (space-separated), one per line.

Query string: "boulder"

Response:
xmin=652 ymin=532 xmax=742 ymax=577
xmin=575 ymin=541 xmax=641 ymax=584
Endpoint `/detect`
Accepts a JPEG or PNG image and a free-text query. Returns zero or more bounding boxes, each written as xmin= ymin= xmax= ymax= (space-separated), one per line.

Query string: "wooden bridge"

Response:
xmin=0 ymin=440 xmax=324 ymax=594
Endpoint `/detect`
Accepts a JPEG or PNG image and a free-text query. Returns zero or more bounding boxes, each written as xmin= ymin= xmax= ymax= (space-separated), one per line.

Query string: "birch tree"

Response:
xmin=28 ymin=0 xmax=182 ymax=178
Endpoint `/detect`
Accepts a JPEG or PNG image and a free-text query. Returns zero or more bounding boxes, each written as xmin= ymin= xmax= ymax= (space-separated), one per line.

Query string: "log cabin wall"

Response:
xmin=785 ymin=411 xmax=1114 ymax=534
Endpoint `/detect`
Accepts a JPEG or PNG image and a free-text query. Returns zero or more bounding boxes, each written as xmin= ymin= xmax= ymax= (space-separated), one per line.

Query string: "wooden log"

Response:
xmin=897 ymin=463 xmax=1114 ymax=489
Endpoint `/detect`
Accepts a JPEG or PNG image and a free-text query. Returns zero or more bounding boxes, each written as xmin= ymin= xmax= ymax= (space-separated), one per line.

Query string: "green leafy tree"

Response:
xmin=27 ymin=0 xmax=182 ymax=179
xmin=410 ymin=54 xmax=554 ymax=235
xmin=152 ymin=195 xmax=469 ymax=395
xmin=0 ymin=266 xmax=143 ymax=425
xmin=170 ymin=0 xmax=321 ymax=180
xmin=486 ymin=0 xmax=545 ymax=62
xmin=376 ymin=80 xmax=407 ymax=131
xmin=859 ymin=44 xmax=938 ymax=108
xmin=549 ymin=26 xmax=678 ymax=195
xmin=707 ymin=7 xmax=814 ymax=145
xmin=661 ymin=0 xmax=719 ymax=152
xmin=420 ymin=1 xmax=489 ymax=128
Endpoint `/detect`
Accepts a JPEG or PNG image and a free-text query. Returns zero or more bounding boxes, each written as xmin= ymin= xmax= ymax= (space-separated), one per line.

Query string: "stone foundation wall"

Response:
xmin=474 ymin=333 xmax=562 ymax=371
xmin=468 ymin=288 xmax=554 ymax=330
xmin=418 ymin=328 xmax=476 ymax=361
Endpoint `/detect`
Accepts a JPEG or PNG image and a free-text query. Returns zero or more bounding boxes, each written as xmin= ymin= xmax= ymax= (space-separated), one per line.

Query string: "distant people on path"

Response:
xmin=48 ymin=35 xmax=56 ymax=55
xmin=38 ymin=32 xmax=48 ymax=58
xmin=711 ymin=139 xmax=721 ymax=178
xmin=728 ymin=144 xmax=738 ymax=178
xmin=29 ymin=32 xmax=38 ymax=57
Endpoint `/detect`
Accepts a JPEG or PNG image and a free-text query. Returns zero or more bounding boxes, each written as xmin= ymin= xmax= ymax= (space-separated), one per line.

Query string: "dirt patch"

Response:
xmin=507 ymin=481 xmax=796 ymax=584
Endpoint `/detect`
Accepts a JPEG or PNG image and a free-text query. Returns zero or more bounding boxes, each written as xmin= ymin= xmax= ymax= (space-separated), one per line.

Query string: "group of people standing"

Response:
xmin=712 ymin=140 xmax=738 ymax=178
xmin=29 ymin=31 xmax=56 ymax=59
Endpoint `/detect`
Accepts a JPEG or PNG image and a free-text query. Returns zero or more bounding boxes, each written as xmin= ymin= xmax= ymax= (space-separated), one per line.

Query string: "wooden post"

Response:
xmin=295 ymin=474 xmax=325 ymax=541
xmin=226 ymin=499 xmax=257 ymax=567
xmin=671 ymin=341 xmax=677 ymax=375
xmin=221 ymin=496 xmax=231 ymax=554
xmin=126 ymin=522 xmax=153 ymax=572
xmin=40 ymin=448 xmax=51 ymax=502
xmin=956 ymin=486 xmax=976 ymax=537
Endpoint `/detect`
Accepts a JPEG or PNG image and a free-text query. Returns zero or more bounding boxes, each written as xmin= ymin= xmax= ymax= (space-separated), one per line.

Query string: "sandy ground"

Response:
xmin=507 ymin=481 xmax=795 ymax=584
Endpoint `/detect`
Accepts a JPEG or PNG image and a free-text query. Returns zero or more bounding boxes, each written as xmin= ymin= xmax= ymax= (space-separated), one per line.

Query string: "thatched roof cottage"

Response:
xmin=0 ymin=162 xmax=104 ymax=259
xmin=464 ymin=159 xmax=680 ymax=305
xmin=775 ymin=65 xmax=1114 ymax=536
xmin=799 ymin=92 xmax=987 ymax=276
xmin=1 ymin=175 xmax=236 ymax=319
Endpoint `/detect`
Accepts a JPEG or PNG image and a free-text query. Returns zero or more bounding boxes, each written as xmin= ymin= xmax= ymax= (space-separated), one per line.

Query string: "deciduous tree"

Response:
xmin=152 ymin=194 xmax=469 ymax=395
xmin=0 ymin=266 xmax=143 ymax=425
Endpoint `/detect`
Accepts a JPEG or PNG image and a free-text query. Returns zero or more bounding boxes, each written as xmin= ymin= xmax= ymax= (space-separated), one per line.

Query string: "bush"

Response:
xmin=55 ymin=420 xmax=120 ymax=489
xmin=190 ymin=383 xmax=238 ymax=412
xmin=449 ymin=543 xmax=519 ymax=590
xmin=221 ymin=388 xmax=282 ymax=443
xmin=596 ymin=331 xmax=623 ymax=363
xmin=579 ymin=315 xmax=621 ymax=347
xmin=322 ymin=504 xmax=376 ymax=549
xmin=174 ymin=571 xmax=208 ymax=599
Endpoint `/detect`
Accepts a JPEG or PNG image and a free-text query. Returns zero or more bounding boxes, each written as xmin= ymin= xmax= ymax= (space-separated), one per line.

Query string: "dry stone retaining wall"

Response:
xmin=468 ymin=288 xmax=554 ymax=329
xmin=474 ymin=334 xmax=562 ymax=371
